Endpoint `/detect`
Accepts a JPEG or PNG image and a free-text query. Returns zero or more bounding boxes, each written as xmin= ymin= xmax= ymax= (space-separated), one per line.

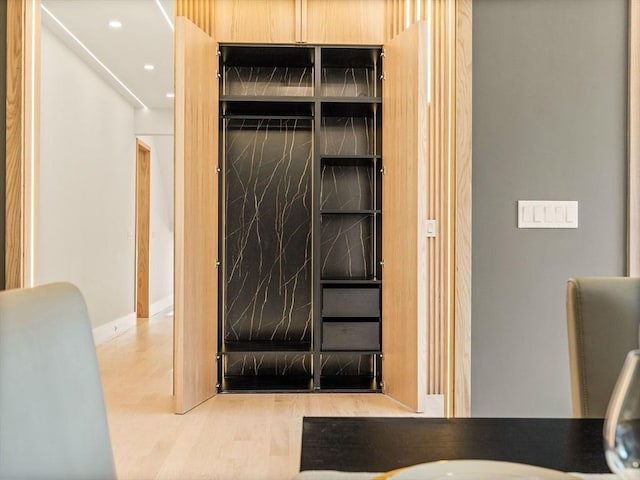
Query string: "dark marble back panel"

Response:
xmin=225 ymin=353 xmax=311 ymax=376
xmin=321 ymin=353 xmax=375 ymax=376
xmin=320 ymin=214 xmax=373 ymax=280
xmin=224 ymin=66 xmax=313 ymax=96
xmin=321 ymin=68 xmax=373 ymax=97
xmin=320 ymin=162 xmax=373 ymax=210
xmin=320 ymin=117 xmax=375 ymax=156
xmin=225 ymin=119 xmax=312 ymax=342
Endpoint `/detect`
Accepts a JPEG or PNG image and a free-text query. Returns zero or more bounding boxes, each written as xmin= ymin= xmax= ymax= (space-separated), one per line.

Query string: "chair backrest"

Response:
xmin=566 ymin=277 xmax=640 ymax=418
xmin=0 ymin=282 xmax=116 ymax=479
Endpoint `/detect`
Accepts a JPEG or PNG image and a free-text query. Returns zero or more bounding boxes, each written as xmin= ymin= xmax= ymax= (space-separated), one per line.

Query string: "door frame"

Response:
xmin=135 ymin=139 xmax=151 ymax=319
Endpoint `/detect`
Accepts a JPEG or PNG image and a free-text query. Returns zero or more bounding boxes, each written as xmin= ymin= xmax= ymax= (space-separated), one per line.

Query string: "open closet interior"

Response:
xmin=219 ymin=44 xmax=383 ymax=392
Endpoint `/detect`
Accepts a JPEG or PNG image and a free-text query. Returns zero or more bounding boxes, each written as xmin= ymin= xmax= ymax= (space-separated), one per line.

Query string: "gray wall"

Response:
xmin=472 ymin=0 xmax=627 ymax=416
xmin=0 ymin=0 xmax=6 ymax=290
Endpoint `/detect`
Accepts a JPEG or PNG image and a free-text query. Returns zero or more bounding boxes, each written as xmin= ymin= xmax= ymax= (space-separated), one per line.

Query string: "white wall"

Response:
xmin=39 ymin=26 xmax=173 ymax=329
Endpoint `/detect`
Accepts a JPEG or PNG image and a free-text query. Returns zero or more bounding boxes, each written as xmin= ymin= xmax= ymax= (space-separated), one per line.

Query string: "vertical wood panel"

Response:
xmin=214 ymin=0 xmax=297 ymax=43
xmin=382 ymin=21 xmax=429 ymax=412
xmin=174 ymin=17 xmax=218 ymax=414
xmin=384 ymin=0 xmax=472 ymax=415
xmin=453 ymin=0 xmax=472 ymax=418
xmin=630 ymin=0 xmax=640 ymax=276
xmin=6 ymin=0 xmax=38 ymax=290
xmin=306 ymin=0 xmax=385 ymax=45
xmin=5 ymin=0 xmax=24 ymax=289
xmin=176 ymin=0 xmax=215 ymax=36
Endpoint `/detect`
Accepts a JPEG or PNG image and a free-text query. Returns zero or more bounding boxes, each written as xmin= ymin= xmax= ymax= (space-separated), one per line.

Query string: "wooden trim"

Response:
xmin=6 ymin=0 xmax=39 ymax=289
xmin=135 ymin=139 xmax=151 ymax=319
xmin=295 ymin=0 xmax=308 ymax=43
xmin=175 ymin=0 xmax=214 ymax=36
xmin=452 ymin=0 xmax=472 ymax=418
xmin=629 ymin=0 xmax=640 ymax=276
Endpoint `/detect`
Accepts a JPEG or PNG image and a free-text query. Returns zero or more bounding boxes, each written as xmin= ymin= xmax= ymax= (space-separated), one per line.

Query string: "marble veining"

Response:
xmin=321 ymin=67 xmax=373 ymax=97
xmin=225 ymin=66 xmax=313 ymax=96
xmin=321 ymin=162 xmax=373 ymax=210
xmin=225 ymin=353 xmax=310 ymax=376
xmin=321 ymin=354 xmax=374 ymax=376
xmin=320 ymin=214 xmax=373 ymax=280
xmin=225 ymin=119 xmax=312 ymax=343
xmin=321 ymin=116 xmax=373 ymax=156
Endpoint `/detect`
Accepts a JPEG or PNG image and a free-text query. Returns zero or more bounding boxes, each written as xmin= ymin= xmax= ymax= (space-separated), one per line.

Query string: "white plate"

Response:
xmin=376 ymin=460 xmax=582 ymax=480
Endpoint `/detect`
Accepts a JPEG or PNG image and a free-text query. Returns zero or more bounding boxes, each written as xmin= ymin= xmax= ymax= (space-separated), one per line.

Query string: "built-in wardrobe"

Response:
xmin=220 ymin=45 xmax=383 ymax=392
xmin=174 ymin=5 xmax=431 ymax=414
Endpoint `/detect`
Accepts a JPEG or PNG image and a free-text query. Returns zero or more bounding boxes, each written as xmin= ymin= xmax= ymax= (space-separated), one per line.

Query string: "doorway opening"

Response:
xmin=136 ymin=138 xmax=151 ymax=319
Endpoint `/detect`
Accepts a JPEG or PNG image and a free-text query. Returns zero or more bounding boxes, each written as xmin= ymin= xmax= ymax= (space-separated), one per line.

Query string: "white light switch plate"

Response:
xmin=518 ymin=200 xmax=578 ymax=229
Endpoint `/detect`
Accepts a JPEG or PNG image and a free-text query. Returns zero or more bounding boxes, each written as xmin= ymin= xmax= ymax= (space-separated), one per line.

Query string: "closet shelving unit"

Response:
xmin=218 ymin=44 xmax=383 ymax=393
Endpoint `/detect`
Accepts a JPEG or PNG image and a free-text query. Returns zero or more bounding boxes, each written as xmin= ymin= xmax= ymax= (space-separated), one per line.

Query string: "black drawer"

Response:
xmin=322 ymin=321 xmax=380 ymax=351
xmin=322 ymin=288 xmax=380 ymax=317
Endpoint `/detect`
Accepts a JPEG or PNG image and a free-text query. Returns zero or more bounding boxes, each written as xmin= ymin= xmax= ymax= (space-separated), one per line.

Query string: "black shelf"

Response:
xmin=320 ymin=155 xmax=381 ymax=160
xmin=321 ymin=101 xmax=380 ymax=117
xmin=320 ymin=279 xmax=381 ymax=284
xmin=222 ymin=100 xmax=313 ymax=117
xmin=220 ymin=376 xmax=313 ymax=393
xmin=222 ymin=341 xmax=312 ymax=353
xmin=320 ymin=348 xmax=381 ymax=354
xmin=320 ymin=209 xmax=380 ymax=215
xmin=320 ymin=96 xmax=381 ymax=104
xmin=319 ymin=376 xmax=381 ymax=392
xmin=221 ymin=95 xmax=314 ymax=103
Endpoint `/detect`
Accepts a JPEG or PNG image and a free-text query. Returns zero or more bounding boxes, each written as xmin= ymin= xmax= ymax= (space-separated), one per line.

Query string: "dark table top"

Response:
xmin=300 ymin=417 xmax=609 ymax=473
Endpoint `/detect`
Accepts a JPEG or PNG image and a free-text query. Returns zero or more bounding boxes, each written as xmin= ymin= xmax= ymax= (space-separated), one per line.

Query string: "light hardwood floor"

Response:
xmin=96 ymin=312 xmax=443 ymax=480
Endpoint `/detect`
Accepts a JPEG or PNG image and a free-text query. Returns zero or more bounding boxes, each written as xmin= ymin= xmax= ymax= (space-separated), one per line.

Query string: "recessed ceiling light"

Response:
xmin=108 ymin=20 xmax=122 ymax=29
xmin=41 ymin=5 xmax=147 ymax=109
xmin=144 ymin=64 xmax=155 ymax=71
xmin=166 ymin=92 xmax=175 ymax=98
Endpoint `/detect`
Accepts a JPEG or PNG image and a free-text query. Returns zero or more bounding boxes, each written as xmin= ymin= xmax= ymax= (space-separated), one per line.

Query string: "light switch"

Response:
xmin=518 ymin=201 xmax=578 ymax=229
xmin=544 ymin=206 xmax=554 ymax=222
xmin=554 ymin=206 xmax=564 ymax=223
xmin=426 ymin=219 xmax=437 ymax=238
xmin=534 ymin=206 xmax=544 ymax=222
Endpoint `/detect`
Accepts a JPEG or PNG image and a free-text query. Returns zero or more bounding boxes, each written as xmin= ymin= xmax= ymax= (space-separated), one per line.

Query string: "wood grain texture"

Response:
xmin=629 ymin=0 xmax=640 ymax=276
xmin=306 ymin=0 xmax=385 ymax=45
xmin=174 ymin=17 xmax=218 ymax=414
xmin=382 ymin=21 xmax=429 ymax=413
xmin=6 ymin=0 xmax=39 ymax=289
xmin=96 ymin=313 xmax=439 ymax=480
xmin=175 ymin=0 xmax=213 ymax=36
xmin=214 ymin=0 xmax=297 ymax=43
xmin=453 ymin=0 xmax=472 ymax=418
xmin=6 ymin=0 xmax=24 ymax=289
xmin=135 ymin=139 xmax=151 ymax=319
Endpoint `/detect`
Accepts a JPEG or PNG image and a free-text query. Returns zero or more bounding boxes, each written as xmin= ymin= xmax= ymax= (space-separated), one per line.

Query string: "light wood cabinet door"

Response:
xmin=381 ymin=21 xmax=429 ymax=412
xmin=305 ymin=0 xmax=385 ymax=45
xmin=174 ymin=17 xmax=219 ymax=414
xmin=214 ymin=0 xmax=297 ymax=43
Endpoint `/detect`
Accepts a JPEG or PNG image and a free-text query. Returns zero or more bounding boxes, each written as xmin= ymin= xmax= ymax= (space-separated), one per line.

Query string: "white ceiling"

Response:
xmin=42 ymin=0 xmax=174 ymax=110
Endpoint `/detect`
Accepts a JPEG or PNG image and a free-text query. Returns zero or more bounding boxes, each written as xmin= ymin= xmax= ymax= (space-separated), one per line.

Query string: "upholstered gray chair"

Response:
xmin=0 ymin=282 xmax=116 ymax=479
xmin=566 ymin=277 xmax=640 ymax=418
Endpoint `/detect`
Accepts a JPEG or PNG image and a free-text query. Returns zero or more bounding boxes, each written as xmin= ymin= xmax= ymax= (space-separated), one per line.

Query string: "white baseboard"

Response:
xmin=92 ymin=296 xmax=173 ymax=346
xmin=150 ymin=295 xmax=173 ymax=317
xmin=92 ymin=312 xmax=137 ymax=346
